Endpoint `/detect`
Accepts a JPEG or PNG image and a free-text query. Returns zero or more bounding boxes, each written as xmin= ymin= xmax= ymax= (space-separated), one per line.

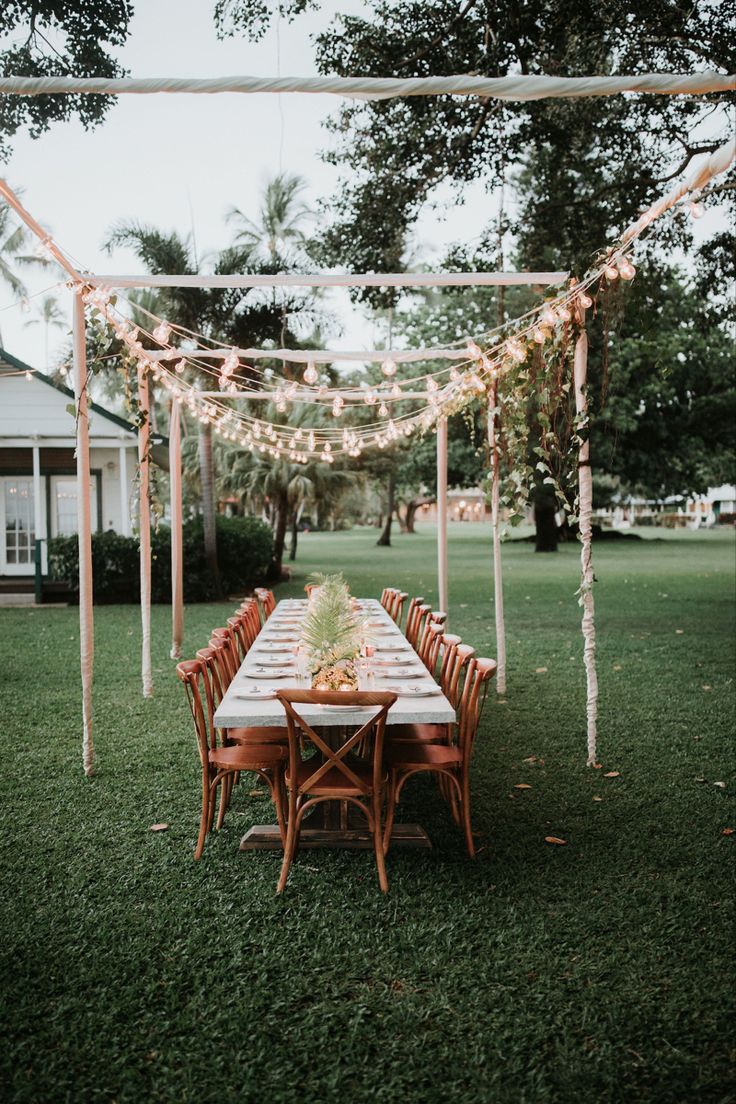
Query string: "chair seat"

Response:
xmin=209 ymin=744 xmax=287 ymax=771
xmin=385 ymin=742 xmax=462 ymax=769
xmin=387 ymin=722 xmax=450 ymax=744
xmin=227 ymin=725 xmax=287 ymax=745
xmin=289 ymin=757 xmax=387 ymax=796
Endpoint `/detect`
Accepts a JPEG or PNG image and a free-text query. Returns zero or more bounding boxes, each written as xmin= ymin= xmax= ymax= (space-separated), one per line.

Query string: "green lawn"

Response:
xmin=1 ymin=525 xmax=734 ymax=1103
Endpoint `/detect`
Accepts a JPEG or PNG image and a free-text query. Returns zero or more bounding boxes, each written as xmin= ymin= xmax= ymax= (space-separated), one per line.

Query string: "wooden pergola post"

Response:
xmin=489 ymin=377 xmax=507 ymax=694
xmin=73 ymin=293 xmax=95 ymax=775
xmin=574 ymin=308 xmax=598 ymax=765
xmin=169 ymin=398 xmax=184 ymax=660
xmin=137 ymin=364 xmax=153 ymax=698
xmin=436 ymin=417 xmax=449 ymax=617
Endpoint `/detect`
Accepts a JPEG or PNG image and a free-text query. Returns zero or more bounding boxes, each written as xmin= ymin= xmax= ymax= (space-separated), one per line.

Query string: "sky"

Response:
xmin=0 ymin=0 xmax=728 ymax=372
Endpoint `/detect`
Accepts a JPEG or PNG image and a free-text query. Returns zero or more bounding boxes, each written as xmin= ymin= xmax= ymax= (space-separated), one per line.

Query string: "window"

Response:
xmin=51 ymin=477 xmax=99 ymax=537
xmin=4 ymin=480 xmax=34 ymax=566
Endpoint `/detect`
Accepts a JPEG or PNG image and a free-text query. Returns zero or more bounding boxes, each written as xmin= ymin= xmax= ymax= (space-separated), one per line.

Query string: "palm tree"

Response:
xmin=104 ymin=222 xmax=321 ymax=591
xmin=23 ymin=294 xmax=65 ymax=368
xmin=227 ymin=173 xmax=314 ymax=262
xmin=0 ymin=201 xmax=49 ymax=346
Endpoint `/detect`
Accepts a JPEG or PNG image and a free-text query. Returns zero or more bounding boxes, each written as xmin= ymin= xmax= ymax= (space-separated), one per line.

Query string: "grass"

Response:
xmin=1 ymin=524 xmax=734 ymax=1103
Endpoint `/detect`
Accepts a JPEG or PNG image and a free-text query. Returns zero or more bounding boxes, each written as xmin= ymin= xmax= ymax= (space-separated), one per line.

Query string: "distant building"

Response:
xmin=0 ymin=349 xmax=166 ymax=587
xmin=596 ymin=485 xmax=736 ymax=529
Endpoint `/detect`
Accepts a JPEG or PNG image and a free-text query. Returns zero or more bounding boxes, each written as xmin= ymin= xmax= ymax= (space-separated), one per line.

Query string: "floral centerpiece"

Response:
xmin=299 ymin=573 xmax=366 ymax=690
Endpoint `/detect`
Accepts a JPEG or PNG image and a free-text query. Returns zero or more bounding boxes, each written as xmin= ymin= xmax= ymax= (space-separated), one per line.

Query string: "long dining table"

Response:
xmin=213 ymin=597 xmax=456 ymax=850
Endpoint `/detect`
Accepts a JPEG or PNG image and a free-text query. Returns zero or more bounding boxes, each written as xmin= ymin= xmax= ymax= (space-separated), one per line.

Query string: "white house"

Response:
xmin=0 ymin=349 xmax=165 ymax=588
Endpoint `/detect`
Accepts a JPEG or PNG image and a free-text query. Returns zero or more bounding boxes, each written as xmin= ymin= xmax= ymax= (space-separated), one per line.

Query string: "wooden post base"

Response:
xmin=240 ymin=823 xmax=431 ymax=851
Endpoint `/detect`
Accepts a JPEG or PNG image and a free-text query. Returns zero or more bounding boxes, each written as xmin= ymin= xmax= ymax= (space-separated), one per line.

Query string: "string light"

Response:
xmin=688 ymin=199 xmax=705 ymax=219
xmin=303 ymin=360 xmax=318 ymax=385
xmin=382 ymin=357 xmax=397 ymax=378
xmin=603 ymin=263 xmax=619 ymax=281
xmin=153 ymin=322 xmax=171 ymax=344
xmin=618 ymin=258 xmax=636 ymax=280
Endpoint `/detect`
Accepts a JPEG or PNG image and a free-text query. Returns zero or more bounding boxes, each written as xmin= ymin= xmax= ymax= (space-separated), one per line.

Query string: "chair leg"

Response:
xmin=373 ymin=790 xmax=389 ymax=893
xmin=382 ymin=770 xmax=399 ymax=856
xmin=460 ymin=769 xmax=476 ymax=859
xmin=194 ymin=770 xmax=211 ymax=860
xmin=271 ymin=769 xmax=287 ymax=846
xmin=277 ymin=790 xmax=299 ymax=894
xmin=216 ymin=771 xmax=233 ymax=831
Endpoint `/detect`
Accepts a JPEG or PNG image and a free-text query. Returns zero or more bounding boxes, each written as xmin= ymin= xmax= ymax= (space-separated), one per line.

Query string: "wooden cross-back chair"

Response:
xmin=235 ymin=598 xmax=262 ymax=649
xmin=275 ymin=689 xmax=397 ymax=894
xmin=403 ymin=596 xmax=425 ymax=646
xmin=383 ymin=657 xmax=497 ymax=858
xmin=209 ymin=626 xmax=240 ymax=683
xmin=177 ymin=657 xmax=287 ymax=860
xmin=380 ymin=587 xmax=395 ymax=611
xmin=197 ymin=643 xmax=287 ymax=750
xmin=408 ymin=603 xmax=432 ymax=651
xmin=254 ymin=588 xmax=276 ymax=623
xmin=417 ymin=620 xmax=445 ymax=674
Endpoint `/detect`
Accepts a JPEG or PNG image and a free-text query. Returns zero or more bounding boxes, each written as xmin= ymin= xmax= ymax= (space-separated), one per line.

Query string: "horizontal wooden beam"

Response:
xmin=85 ymin=271 xmax=568 ymax=290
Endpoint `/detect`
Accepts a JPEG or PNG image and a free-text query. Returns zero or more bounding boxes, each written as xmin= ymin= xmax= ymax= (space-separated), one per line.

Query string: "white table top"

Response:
xmin=213 ymin=598 xmax=456 ymax=729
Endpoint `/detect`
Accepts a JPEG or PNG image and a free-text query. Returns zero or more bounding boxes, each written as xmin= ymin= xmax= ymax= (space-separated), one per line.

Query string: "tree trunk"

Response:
xmin=198 ymin=422 xmax=222 ymax=593
xmin=533 ymin=484 xmax=559 ymax=552
xmin=376 ymin=473 xmax=395 ymax=546
xmin=289 ymin=512 xmax=298 ymax=561
xmin=395 ymin=503 xmax=408 ymax=533
xmin=272 ymin=489 xmax=289 ymax=576
xmin=405 ymin=501 xmax=419 ymax=534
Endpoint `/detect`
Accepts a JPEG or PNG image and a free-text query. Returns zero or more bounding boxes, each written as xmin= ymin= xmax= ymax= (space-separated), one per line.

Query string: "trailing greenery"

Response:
xmin=0 ymin=526 xmax=733 ymax=1102
xmin=47 ymin=515 xmax=273 ymax=603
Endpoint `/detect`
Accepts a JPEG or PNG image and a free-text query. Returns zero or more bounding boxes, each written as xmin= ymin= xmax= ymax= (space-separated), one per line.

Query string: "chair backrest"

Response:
xmin=227 ymin=616 xmax=250 ymax=663
xmin=438 ymin=633 xmax=462 ymax=692
xmin=197 ymin=643 xmax=231 ymax=712
xmin=177 ymin=658 xmax=217 ymax=765
xmin=209 ymin=626 xmax=240 ymax=683
xmin=403 ymin=597 xmax=425 ymax=645
xmin=419 ymin=621 xmax=445 ymax=675
xmin=444 ymin=643 xmax=475 ymax=708
xmin=430 ymin=610 xmax=447 ymax=627
xmin=380 ymin=587 xmax=394 ymax=610
xmin=392 ymin=591 xmax=408 ymax=628
xmin=255 ymin=588 xmax=276 ymax=621
xmin=408 ymin=603 xmax=432 ymax=650
xmin=235 ymin=598 xmax=261 ymax=648
xmin=276 ymin=689 xmax=396 ymax=798
xmin=457 ymin=657 xmax=497 ymax=759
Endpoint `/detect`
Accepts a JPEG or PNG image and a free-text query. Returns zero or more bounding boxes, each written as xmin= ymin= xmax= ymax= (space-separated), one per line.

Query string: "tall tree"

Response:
xmin=0 ymin=0 xmax=133 ymax=162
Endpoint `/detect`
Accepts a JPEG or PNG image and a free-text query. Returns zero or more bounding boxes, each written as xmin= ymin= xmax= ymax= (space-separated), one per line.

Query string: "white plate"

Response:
xmin=374 ymin=642 xmax=410 ymax=652
xmin=262 ymin=635 xmax=299 ymax=643
xmin=379 ymin=666 xmax=425 ymax=675
xmin=256 ymin=644 xmax=293 ymax=654
xmin=242 ymin=668 xmax=291 ymax=680
xmin=319 ymin=704 xmax=366 ymax=712
xmin=370 ymin=628 xmax=397 ymax=637
xmin=385 ymin=684 xmax=443 ymax=697
xmin=233 ymin=689 xmax=278 ymax=700
xmin=373 ymin=655 xmax=419 ymax=666
xmin=250 ymin=656 xmax=295 ymax=668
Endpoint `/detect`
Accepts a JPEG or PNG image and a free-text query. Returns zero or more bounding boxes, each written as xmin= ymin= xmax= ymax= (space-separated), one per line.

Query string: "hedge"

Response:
xmin=48 ymin=515 xmax=273 ymax=603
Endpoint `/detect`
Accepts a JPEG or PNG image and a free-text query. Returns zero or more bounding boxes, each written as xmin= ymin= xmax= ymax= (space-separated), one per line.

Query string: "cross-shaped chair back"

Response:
xmin=254 ymin=588 xmax=276 ymax=623
xmin=276 ymin=689 xmax=396 ymax=798
xmin=418 ymin=620 xmax=445 ymax=673
xmin=403 ymin=596 xmax=425 ymax=645
xmin=177 ymin=658 xmax=217 ymax=764
xmin=209 ymin=627 xmax=240 ymax=682
xmin=444 ymin=643 xmax=475 ymax=708
xmin=408 ymin=603 xmax=432 ymax=650
xmin=456 ymin=657 xmax=497 ymax=760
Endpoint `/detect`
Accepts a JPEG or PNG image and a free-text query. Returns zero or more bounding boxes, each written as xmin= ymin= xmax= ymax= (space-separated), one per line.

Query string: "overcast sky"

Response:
xmin=0 ymin=0 xmax=726 ymax=372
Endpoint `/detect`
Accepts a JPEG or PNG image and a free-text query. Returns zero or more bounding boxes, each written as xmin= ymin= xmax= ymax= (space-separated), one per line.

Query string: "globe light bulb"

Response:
xmin=579 ymin=291 xmax=593 ymax=309
xmin=618 ymin=258 xmax=636 ymax=281
xmin=541 ymin=306 xmax=557 ymax=327
xmin=153 ymin=322 xmax=171 ymax=344
xmin=382 ymin=357 xmax=397 ymax=378
xmin=557 ymin=305 xmax=572 ymax=322
xmin=379 ymin=402 xmax=389 ymax=417
xmin=688 ymin=200 xmax=705 ymax=219
xmin=604 ymin=263 xmax=619 ymax=281
xmin=303 ymin=361 xmax=319 ymax=385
